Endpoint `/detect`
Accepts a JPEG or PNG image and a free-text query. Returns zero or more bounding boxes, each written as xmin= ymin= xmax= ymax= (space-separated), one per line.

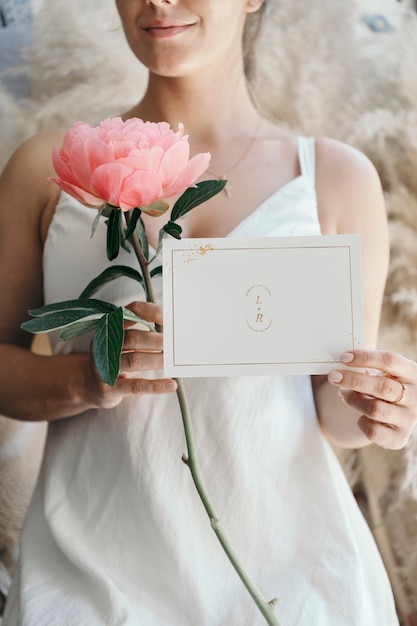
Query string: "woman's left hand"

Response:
xmin=328 ymin=349 xmax=417 ymax=449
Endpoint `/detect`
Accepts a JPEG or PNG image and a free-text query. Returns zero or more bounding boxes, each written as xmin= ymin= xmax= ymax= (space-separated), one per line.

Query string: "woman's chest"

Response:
xmin=143 ymin=156 xmax=302 ymax=247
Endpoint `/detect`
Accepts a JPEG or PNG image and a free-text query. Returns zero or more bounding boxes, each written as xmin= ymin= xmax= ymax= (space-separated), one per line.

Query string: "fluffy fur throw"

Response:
xmin=1 ymin=0 xmax=417 ymax=622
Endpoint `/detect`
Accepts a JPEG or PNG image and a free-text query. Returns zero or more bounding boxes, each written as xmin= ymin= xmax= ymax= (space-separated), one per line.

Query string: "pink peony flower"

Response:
xmin=50 ymin=117 xmax=211 ymax=212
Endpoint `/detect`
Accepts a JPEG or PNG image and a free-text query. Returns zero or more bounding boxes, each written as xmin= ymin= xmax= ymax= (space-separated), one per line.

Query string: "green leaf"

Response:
xmin=22 ymin=298 xmax=154 ymax=337
xmin=102 ymin=204 xmax=117 ymax=218
xmin=121 ymin=307 xmax=155 ymax=330
xmin=27 ymin=299 xmax=118 ymax=317
xmin=124 ymin=208 xmax=142 ymax=240
xmin=121 ymin=238 xmax=131 ymax=253
xmin=142 ymin=199 xmax=169 ymax=216
xmin=79 ymin=266 xmax=145 ymax=299
xmin=107 ymin=208 xmax=122 ymax=261
xmin=91 ymin=211 xmax=102 ymax=238
xmin=150 ymin=228 xmax=167 ymax=262
xmin=91 ymin=203 xmax=114 ymax=238
xmin=150 ymin=265 xmax=163 ymax=279
xmin=170 ymin=180 xmax=227 ymax=222
xmin=135 ymin=216 xmax=149 ymax=261
xmin=93 ymin=307 xmax=124 ymax=386
xmin=163 ymin=220 xmax=183 ymax=240
xmin=21 ymin=310 xmax=104 ymax=334
xmin=21 ymin=299 xmax=118 ymax=334
xmin=59 ymin=318 xmax=101 ymax=341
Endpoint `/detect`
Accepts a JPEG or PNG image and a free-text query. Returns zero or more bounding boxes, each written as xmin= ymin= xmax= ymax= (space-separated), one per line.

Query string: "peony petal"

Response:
xmin=158 ymin=141 xmax=190 ymax=190
xmin=61 ymin=121 xmax=93 ymax=156
xmin=52 ymin=122 xmax=97 ymax=190
xmin=155 ymin=124 xmax=184 ymax=152
xmin=85 ymin=137 xmax=115 ymax=172
xmin=68 ymin=135 xmax=96 ymax=191
xmin=118 ymin=148 xmax=154 ymax=172
xmin=118 ymin=170 xmax=163 ymax=210
xmin=90 ymin=162 xmax=133 ymax=206
xmin=48 ymin=178 xmax=103 ymax=207
xmin=164 ymin=152 xmax=211 ymax=197
xmin=148 ymin=145 xmax=165 ymax=173
xmin=52 ymin=147 xmax=79 ymax=187
xmin=99 ymin=117 xmax=124 ymax=132
xmin=111 ymin=140 xmax=138 ymax=159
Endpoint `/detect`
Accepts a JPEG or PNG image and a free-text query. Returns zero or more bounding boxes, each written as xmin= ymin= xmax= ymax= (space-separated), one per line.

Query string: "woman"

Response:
xmin=0 ymin=0 xmax=416 ymax=624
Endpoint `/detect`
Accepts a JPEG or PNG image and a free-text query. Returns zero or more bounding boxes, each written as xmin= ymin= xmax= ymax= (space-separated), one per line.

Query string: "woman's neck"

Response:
xmin=124 ymin=70 xmax=260 ymax=146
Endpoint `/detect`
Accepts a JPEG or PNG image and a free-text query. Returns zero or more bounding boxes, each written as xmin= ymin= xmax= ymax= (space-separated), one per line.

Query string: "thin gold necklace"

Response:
xmin=206 ymin=116 xmax=262 ymax=198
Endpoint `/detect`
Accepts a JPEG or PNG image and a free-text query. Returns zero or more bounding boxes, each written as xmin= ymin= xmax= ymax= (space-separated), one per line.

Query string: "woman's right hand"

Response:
xmin=85 ymin=300 xmax=177 ymax=410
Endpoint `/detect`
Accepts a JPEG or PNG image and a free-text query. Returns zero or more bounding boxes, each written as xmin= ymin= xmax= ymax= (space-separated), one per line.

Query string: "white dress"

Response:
xmin=4 ymin=138 xmax=399 ymax=626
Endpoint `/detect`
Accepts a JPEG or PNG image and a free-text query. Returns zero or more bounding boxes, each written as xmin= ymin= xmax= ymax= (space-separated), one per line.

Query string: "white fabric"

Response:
xmin=3 ymin=138 xmax=398 ymax=626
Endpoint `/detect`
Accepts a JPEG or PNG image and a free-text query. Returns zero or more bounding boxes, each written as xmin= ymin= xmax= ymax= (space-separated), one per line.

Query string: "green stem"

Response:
xmin=124 ymin=213 xmax=282 ymax=625
xmin=124 ymin=211 xmax=155 ymax=304
xmin=175 ymin=378 xmax=282 ymax=626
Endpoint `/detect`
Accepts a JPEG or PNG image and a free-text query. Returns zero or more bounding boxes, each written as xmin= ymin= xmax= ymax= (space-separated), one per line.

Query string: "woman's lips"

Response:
xmin=143 ymin=21 xmax=194 ymax=38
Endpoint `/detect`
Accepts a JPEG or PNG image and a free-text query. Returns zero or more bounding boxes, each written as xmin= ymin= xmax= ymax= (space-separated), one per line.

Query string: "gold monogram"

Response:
xmin=246 ymin=285 xmax=272 ymax=332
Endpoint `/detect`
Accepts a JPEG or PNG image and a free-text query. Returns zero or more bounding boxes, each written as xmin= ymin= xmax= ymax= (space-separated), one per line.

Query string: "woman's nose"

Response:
xmin=146 ymin=0 xmax=177 ymax=6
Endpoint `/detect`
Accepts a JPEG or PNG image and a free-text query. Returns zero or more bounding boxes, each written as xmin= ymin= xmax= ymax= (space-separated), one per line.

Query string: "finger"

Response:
xmin=339 ymin=390 xmax=417 ymax=451
xmin=123 ymin=328 xmax=164 ymax=352
xmin=338 ymin=388 xmax=404 ymax=427
xmin=337 ymin=388 xmax=412 ymax=448
xmin=328 ymin=368 xmax=406 ymax=405
xmin=357 ymin=414 xmax=410 ymax=450
xmin=117 ymin=376 xmax=177 ymax=395
xmin=120 ymin=349 xmax=164 ymax=373
xmin=340 ymin=349 xmax=417 ymax=383
xmin=125 ymin=301 xmax=164 ymax=326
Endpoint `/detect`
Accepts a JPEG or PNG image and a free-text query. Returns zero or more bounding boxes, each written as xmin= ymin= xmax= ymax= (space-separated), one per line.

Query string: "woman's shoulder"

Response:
xmin=1 ymin=128 xmax=68 ymax=202
xmin=313 ymin=136 xmax=385 ymax=233
xmin=0 ymin=128 xmax=68 ymax=241
xmin=315 ymin=136 xmax=380 ymax=181
xmin=260 ymin=123 xmax=379 ymax=181
xmin=2 ymin=127 xmax=67 ymax=178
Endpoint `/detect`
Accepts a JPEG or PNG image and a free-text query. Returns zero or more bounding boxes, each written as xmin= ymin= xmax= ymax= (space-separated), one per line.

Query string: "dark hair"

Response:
xmin=242 ymin=2 xmax=267 ymax=80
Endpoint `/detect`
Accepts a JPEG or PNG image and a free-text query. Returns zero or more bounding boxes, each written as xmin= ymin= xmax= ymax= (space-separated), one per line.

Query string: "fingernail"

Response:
xmin=165 ymin=381 xmax=177 ymax=392
xmin=341 ymin=352 xmax=355 ymax=363
xmin=328 ymin=370 xmax=343 ymax=383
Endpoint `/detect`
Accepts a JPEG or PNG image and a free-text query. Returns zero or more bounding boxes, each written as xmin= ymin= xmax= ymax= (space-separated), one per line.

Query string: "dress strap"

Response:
xmin=297 ymin=137 xmax=316 ymax=187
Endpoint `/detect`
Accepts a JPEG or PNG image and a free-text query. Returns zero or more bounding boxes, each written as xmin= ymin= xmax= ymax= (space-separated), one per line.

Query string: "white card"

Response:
xmin=163 ymin=235 xmax=364 ymax=377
